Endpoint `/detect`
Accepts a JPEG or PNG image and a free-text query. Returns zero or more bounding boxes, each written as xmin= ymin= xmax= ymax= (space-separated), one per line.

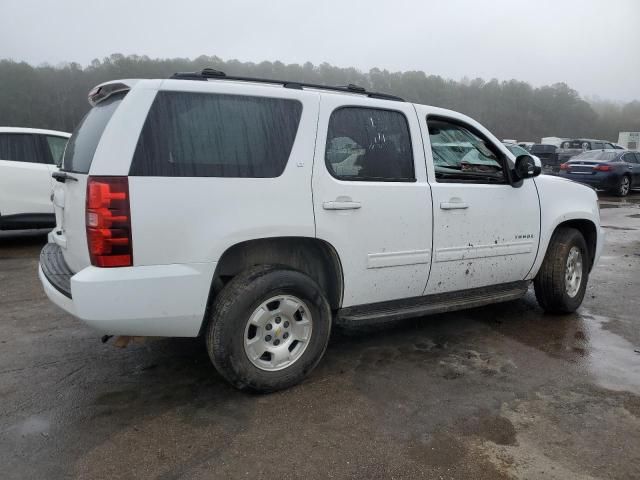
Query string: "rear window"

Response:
xmin=63 ymin=93 xmax=125 ymax=173
xmin=571 ymin=151 xmax=618 ymax=161
xmin=530 ymin=144 xmax=556 ymax=154
xmin=130 ymin=91 xmax=303 ymax=177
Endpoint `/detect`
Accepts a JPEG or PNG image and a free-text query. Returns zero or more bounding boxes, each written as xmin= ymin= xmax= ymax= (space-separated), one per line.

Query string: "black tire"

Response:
xmin=611 ymin=175 xmax=631 ymax=197
xmin=534 ymin=227 xmax=589 ymax=314
xmin=206 ymin=265 xmax=332 ymax=392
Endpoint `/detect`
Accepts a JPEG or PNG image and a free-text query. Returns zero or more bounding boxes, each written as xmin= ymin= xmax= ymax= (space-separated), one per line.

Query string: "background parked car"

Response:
xmin=503 ymin=142 xmax=541 ymax=165
xmin=557 ymin=138 xmax=617 ymax=165
xmin=559 ymin=149 xmax=640 ymax=196
xmin=530 ymin=144 xmax=560 ymax=174
xmin=0 ymin=127 xmax=70 ymax=230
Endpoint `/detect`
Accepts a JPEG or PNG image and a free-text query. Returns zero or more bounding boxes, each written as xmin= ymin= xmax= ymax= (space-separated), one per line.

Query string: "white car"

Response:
xmin=38 ymin=71 xmax=604 ymax=392
xmin=0 ymin=127 xmax=70 ymax=230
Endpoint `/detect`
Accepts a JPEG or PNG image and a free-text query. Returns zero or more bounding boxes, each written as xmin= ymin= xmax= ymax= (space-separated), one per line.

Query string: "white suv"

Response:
xmin=38 ymin=70 xmax=604 ymax=392
xmin=0 ymin=127 xmax=70 ymax=230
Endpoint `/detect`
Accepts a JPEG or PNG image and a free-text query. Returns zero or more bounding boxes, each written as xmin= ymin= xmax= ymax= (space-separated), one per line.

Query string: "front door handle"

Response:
xmin=440 ymin=200 xmax=469 ymax=210
xmin=323 ymin=198 xmax=362 ymax=210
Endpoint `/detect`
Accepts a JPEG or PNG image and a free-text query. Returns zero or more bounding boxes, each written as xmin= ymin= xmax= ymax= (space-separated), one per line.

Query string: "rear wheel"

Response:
xmin=534 ymin=227 xmax=589 ymax=314
xmin=206 ymin=265 xmax=332 ymax=392
xmin=612 ymin=175 xmax=631 ymax=197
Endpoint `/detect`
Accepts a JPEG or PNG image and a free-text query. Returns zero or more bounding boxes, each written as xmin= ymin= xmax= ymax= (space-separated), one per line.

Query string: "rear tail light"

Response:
xmin=86 ymin=176 xmax=132 ymax=267
xmin=594 ymin=164 xmax=613 ymax=172
xmin=559 ymin=163 xmax=570 ymax=170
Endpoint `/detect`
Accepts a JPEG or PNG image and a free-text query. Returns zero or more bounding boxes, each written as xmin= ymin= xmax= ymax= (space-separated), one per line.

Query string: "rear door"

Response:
xmin=52 ymin=92 xmax=129 ymax=272
xmin=415 ymin=107 xmax=540 ymax=294
xmin=312 ymin=95 xmax=433 ymax=307
xmin=0 ymin=133 xmax=54 ymax=216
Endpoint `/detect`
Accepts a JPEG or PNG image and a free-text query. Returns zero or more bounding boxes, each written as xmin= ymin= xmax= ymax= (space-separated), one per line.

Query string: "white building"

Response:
xmin=540 ymin=137 xmax=569 ymax=147
xmin=617 ymin=132 xmax=640 ymax=151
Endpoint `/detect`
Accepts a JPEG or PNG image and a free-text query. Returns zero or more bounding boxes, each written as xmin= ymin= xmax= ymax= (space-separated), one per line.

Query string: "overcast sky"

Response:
xmin=2 ymin=0 xmax=639 ymax=101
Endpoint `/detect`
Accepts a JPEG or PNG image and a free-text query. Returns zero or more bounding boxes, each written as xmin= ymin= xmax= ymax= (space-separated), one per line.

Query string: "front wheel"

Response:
xmin=534 ymin=227 xmax=589 ymax=314
xmin=206 ymin=265 xmax=332 ymax=392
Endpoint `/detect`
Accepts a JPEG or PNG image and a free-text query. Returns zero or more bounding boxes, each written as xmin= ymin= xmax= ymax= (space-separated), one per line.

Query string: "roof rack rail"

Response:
xmin=169 ymin=68 xmax=405 ymax=102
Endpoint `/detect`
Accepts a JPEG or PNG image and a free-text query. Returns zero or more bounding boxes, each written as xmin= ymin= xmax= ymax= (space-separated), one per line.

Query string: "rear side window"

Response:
xmin=0 ymin=134 xmax=44 ymax=163
xmin=63 ymin=92 xmax=125 ymax=173
xmin=130 ymin=92 xmax=303 ymax=177
xmin=325 ymin=107 xmax=414 ymax=181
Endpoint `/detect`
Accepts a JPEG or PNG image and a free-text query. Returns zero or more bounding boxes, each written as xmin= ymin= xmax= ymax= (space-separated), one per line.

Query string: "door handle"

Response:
xmin=440 ymin=201 xmax=469 ymax=210
xmin=323 ymin=199 xmax=362 ymax=210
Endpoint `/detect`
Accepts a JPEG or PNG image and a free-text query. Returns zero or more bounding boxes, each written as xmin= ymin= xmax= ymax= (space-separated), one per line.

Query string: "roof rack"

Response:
xmin=169 ymin=68 xmax=405 ymax=102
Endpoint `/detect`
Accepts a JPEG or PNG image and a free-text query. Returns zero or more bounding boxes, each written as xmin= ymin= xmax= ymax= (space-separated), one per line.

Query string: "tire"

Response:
xmin=534 ymin=227 xmax=589 ymax=314
xmin=206 ymin=265 xmax=332 ymax=392
xmin=612 ymin=175 xmax=631 ymax=197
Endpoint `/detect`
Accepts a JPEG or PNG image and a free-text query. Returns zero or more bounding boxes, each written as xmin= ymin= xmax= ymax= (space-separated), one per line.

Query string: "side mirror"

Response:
xmin=513 ymin=155 xmax=541 ymax=181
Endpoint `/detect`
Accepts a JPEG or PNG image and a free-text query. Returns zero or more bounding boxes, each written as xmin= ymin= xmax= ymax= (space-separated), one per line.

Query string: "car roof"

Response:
xmin=0 ymin=127 xmax=71 ymax=137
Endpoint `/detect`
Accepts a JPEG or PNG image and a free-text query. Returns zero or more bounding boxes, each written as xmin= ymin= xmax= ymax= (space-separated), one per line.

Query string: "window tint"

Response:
xmin=63 ymin=92 xmax=125 ymax=173
xmin=46 ymin=136 xmax=68 ymax=165
xmin=130 ymin=92 xmax=302 ymax=177
xmin=622 ymin=152 xmax=637 ymax=163
xmin=0 ymin=133 xmax=43 ymax=163
xmin=634 ymin=152 xmax=640 ymax=163
xmin=325 ymin=107 xmax=414 ymax=181
xmin=530 ymin=144 xmax=556 ymax=154
xmin=427 ymin=118 xmax=505 ymax=183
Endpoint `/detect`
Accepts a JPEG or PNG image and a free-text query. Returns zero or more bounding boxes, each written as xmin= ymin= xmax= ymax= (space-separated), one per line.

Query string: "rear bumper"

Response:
xmin=39 ymin=243 xmax=216 ymax=337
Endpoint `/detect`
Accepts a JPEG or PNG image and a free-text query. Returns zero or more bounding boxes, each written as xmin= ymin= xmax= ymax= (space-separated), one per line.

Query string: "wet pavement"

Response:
xmin=1 ymin=194 xmax=639 ymax=479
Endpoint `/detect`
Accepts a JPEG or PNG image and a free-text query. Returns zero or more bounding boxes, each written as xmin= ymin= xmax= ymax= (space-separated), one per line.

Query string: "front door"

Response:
xmin=415 ymin=109 xmax=541 ymax=295
xmin=312 ymin=95 xmax=433 ymax=307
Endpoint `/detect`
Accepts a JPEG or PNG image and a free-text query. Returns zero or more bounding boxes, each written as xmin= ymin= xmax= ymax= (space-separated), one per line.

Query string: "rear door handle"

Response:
xmin=323 ymin=199 xmax=362 ymax=210
xmin=440 ymin=201 xmax=469 ymax=210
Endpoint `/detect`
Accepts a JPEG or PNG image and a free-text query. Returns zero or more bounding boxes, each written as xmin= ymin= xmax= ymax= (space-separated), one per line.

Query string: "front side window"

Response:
xmin=0 ymin=134 xmax=42 ymax=163
xmin=325 ymin=107 xmax=414 ymax=181
xmin=427 ymin=118 xmax=506 ymax=183
xmin=130 ymin=92 xmax=302 ymax=177
xmin=46 ymin=136 xmax=68 ymax=165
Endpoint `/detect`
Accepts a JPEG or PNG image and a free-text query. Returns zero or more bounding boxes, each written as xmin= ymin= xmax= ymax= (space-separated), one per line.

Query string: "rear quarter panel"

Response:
xmin=124 ymin=80 xmax=321 ymax=266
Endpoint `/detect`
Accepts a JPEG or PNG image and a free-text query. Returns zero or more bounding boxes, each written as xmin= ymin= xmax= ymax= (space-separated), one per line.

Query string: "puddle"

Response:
xmin=579 ymin=311 xmax=640 ymax=395
xmin=598 ymin=197 xmax=640 ymax=209
xmin=15 ymin=416 xmax=50 ymax=436
xmin=601 ymin=225 xmax=637 ymax=231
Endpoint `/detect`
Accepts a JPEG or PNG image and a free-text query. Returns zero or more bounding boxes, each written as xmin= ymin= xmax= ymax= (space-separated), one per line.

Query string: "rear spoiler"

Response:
xmin=88 ymin=79 xmax=139 ymax=106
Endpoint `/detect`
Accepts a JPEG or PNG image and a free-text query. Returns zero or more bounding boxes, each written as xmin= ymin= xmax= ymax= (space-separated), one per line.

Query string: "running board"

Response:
xmin=337 ymin=281 xmax=530 ymax=326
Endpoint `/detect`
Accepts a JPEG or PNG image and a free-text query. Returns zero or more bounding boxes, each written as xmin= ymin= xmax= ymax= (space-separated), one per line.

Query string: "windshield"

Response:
xmin=571 ymin=151 xmax=618 ymax=161
xmin=62 ymin=92 xmax=125 ymax=173
xmin=506 ymin=144 xmax=529 ymax=157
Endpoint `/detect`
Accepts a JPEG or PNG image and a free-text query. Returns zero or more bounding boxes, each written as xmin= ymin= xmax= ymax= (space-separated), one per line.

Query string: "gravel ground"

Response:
xmin=1 ymin=193 xmax=639 ymax=479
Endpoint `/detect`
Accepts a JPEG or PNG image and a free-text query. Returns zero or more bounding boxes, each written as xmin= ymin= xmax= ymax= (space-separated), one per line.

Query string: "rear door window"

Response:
xmin=130 ymin=92 xmax=303 ymax=177
xmin=325 ymin=107 xmax=414 ymax=181
xmin=0 ymin=133 xmax=44 ymax=163
xmin=63 ymin=92 xmax=125 ymax=173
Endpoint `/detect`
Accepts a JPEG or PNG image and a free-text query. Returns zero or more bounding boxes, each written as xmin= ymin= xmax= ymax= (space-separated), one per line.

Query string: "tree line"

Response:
xmin=0 ymin=53 xmax=638 ymax=142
